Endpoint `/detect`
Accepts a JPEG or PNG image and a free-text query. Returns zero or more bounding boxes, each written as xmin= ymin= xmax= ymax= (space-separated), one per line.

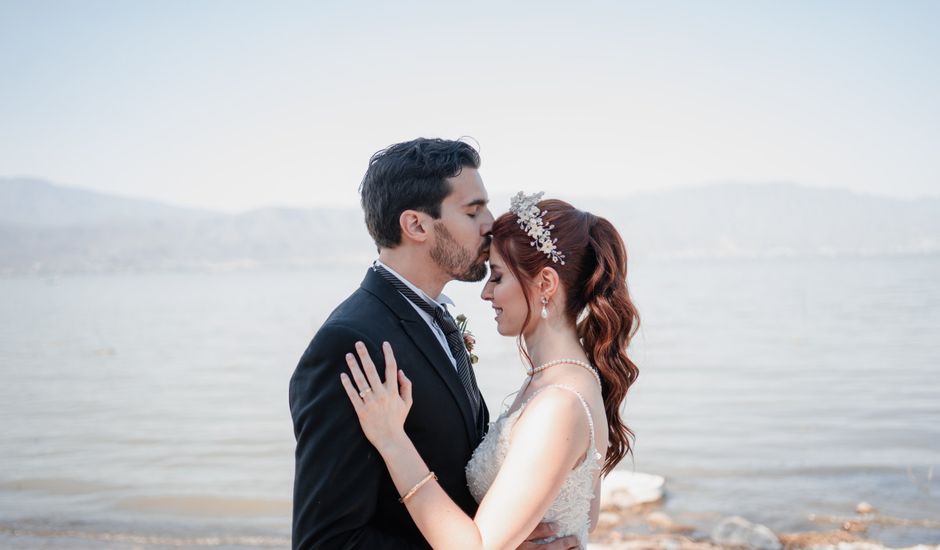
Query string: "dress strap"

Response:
xmin=520 ymin=384 xmax=601 ymax=465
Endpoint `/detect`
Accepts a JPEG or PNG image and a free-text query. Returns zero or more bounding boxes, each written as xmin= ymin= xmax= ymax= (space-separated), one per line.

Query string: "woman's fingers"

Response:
xmin=398 ymin=370 xmax=412 ymax=407
xmin=382 ymin=342 xmax=398 ymax=391
xmin=339 ymin=373 xmax=363 ymax=415
xmin=345 ymin=351 xmax=371 ymax=396
xmin=354 ymin=341 xmax=384 ymax=393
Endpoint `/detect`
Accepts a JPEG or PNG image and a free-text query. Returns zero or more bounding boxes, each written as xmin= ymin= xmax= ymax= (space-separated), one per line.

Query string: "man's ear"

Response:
xmin=399 ymin=209 xmax=431 ymax=244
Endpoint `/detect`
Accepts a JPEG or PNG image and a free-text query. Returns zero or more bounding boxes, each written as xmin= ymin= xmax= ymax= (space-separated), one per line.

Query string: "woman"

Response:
xmin=340 ymin=193 xmax=640 ymax=549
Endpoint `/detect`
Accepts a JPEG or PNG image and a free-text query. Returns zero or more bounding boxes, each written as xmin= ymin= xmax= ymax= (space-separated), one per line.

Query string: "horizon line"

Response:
xmin=2 ymin=175 xmax=938 ymax=216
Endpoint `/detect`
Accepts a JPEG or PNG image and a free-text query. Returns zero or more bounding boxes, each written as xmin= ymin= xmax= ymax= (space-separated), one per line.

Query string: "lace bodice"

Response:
xmin=465 ymin=384 xmax=603 ymax=546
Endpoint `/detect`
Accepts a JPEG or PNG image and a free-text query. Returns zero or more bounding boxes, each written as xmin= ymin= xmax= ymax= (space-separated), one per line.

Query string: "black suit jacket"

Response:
xmin=289 ymin=268 xmax=490 ymax=549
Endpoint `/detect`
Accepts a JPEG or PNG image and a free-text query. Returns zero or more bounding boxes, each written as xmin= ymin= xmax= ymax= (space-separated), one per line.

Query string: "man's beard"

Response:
xmin=430 ymin=222 xmax=490 ymax=282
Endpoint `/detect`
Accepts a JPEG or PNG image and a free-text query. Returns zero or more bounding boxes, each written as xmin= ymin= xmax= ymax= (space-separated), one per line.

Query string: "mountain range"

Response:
xmin=1 ymin=177 xmax=938 ymax=275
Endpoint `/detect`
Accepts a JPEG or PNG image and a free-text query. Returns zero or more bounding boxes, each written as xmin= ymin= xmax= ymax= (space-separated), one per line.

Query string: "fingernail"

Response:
xmin=399 ymin=370 xmax=406 ymax=378
xmin=346 ymin=353 xmax=353 ymax=359
xmin=356 ymin=341 xmax=364 ymax=348
xmin=383 ymin=341 xmax=389 ymax=349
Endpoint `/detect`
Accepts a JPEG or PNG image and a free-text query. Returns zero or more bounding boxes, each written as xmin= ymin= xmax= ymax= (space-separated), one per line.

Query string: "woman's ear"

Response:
xmin=538 ymin=266 xmax=561 ymax=299
xmin=399 ymin=210 xmax=431 ymax=244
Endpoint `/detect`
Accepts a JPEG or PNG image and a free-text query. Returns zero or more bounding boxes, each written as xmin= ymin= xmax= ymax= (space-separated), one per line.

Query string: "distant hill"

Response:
xmin=0 ymin=177 xmax=215 ymax=227
xmin=578 ymin=182 xmax=940 ymax=259
xmin=1 ymin=178 xmax=938 ymax=275
xmin=0 ymin=178 xmax=376 ymax=274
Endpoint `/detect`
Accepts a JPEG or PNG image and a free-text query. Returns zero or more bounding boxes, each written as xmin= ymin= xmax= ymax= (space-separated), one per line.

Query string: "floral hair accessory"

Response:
xmin=509 ymin=191 xmax=566 ymax=265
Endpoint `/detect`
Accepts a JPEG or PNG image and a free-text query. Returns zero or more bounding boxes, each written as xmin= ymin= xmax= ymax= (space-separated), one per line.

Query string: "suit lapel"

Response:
xmin=360 ymin=269 xmax=478 ymax=447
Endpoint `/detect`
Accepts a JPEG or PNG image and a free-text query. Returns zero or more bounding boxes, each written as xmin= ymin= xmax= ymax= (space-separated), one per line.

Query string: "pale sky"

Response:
xmin=1 ymin=0 xmax=938 ymax=212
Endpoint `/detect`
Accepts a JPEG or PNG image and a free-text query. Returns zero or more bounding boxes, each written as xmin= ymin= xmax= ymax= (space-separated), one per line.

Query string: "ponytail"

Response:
xmin=578 ymin=217 xmax=640 ymax=476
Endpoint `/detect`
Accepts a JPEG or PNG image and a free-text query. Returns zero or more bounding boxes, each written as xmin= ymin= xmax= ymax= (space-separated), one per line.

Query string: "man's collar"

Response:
xmin=373 ymin=260 xmax=456 ymax=309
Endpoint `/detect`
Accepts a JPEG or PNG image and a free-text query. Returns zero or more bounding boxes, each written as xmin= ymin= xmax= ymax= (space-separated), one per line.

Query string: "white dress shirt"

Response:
xmin=375 ymin=260 xmax=458 ymax=372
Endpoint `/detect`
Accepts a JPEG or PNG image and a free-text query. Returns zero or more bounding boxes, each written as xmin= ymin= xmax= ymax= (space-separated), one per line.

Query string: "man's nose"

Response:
xmin=481 ymin=207 xmax=495 ymax=234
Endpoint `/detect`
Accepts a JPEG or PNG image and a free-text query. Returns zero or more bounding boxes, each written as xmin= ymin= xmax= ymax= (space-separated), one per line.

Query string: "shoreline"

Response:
xmin=589 ymin=504 xmax=940 ymax=550
xmin=592 ymin=472 xmax=940 ymax=549
xmin=2 ymin=500 xmax=938 ymax=550
xmin=1 ymin=471 xmax=938 ymax=549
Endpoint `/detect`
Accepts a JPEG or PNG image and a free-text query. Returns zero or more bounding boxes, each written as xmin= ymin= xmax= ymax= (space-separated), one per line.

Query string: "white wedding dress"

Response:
xmin=465 ymin=384 xmax=603 ymax=547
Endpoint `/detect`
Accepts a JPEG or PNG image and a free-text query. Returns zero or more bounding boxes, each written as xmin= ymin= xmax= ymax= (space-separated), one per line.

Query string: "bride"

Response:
xmin=340 ymin=193 xmax=640 ymax=549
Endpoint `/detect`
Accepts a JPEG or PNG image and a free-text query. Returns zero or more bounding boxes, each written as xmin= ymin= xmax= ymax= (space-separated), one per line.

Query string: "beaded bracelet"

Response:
xmin=399 ymin=471 xmax=437 ymax=504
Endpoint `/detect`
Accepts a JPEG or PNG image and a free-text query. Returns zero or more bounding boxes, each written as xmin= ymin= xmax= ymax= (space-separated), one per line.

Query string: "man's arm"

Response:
xmin=289 ymin=324 xmax=423 ymax=549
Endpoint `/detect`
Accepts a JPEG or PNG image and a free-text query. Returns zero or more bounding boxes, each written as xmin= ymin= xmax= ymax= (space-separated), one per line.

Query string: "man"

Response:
xmin=289 ymin=138 xmax=578 ymax=549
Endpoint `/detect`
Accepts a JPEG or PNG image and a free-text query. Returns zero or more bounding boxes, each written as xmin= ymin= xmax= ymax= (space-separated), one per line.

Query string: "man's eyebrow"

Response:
xmin=464 ymin=198 xmax=488 ymax=208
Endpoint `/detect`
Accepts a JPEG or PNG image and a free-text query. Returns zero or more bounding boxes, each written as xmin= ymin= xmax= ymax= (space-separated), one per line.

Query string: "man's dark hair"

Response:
xmin=359 ymin=138 xmax=481 ymax=248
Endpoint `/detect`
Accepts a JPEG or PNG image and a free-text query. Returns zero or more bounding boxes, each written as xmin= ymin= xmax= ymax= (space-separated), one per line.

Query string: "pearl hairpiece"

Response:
xmin=509 ymin=191 xmax=566 ymax=265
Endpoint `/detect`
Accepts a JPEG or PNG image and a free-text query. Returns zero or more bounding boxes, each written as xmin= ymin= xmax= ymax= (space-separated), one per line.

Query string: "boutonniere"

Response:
xmin=454 ymin=314 xmax=479 ymax=364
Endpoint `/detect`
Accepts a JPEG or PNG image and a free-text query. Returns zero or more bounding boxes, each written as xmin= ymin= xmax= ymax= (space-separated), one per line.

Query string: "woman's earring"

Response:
xmin=540 ymin=296 xmax=549 ymax=319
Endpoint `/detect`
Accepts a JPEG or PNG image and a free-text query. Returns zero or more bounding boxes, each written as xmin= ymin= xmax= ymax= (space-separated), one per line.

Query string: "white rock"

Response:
xmin=855 ymin=501 xmax=876 ymax=514
xmin=710 ymin=516 xmax=782 ymax=550
xmin=596 ymin=511 xmax=622 ymax=529
xmin=600 ymin=471 xmax=665 ymax=509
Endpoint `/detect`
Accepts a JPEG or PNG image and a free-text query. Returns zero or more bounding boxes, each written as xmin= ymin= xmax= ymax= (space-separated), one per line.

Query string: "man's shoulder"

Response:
xmin=315 ymin=286 xmax=400 ymax=342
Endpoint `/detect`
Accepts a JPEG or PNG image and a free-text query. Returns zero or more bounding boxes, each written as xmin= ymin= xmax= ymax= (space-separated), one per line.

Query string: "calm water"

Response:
xmin=1 ymin=256 xmax=938 ymax=547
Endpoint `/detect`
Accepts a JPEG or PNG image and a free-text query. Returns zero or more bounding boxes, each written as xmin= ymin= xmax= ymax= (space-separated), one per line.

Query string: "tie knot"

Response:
xmin=433 ymin=306 xmax=459 ymax=334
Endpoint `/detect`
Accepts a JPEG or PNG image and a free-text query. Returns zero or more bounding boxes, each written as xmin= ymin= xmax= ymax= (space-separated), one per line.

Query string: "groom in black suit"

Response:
xmin=289 ymin=138 xmax=579 ymax=549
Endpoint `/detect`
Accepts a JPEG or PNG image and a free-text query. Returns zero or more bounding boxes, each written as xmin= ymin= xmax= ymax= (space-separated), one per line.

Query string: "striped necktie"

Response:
xmin=372 ymin=264 xmax=482 ymax=424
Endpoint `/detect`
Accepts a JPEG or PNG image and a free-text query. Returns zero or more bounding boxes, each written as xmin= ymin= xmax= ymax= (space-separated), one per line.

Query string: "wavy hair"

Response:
xmin=491 ymin=199 xmax=640 ymax=475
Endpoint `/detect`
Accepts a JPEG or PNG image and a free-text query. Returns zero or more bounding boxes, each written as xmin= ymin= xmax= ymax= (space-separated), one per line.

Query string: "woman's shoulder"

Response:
xmin=512 ymin=385 xmax=593 ymax=437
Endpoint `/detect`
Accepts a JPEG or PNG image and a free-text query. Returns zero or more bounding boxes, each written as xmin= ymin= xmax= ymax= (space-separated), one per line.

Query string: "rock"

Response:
xmin=779 ymin=530 xmax=862 ymax=548
xmin=842 ymin=520 xmax=868 ymax=532
xmin=855 ymin=501 xmax=876 ymax=514
xmin=597 ymin=511 xmax=622 ymax=530
xmin=801 ymin=543 xmax=885 ymax=550
xmin=589 ymin=534 xmax=724 ymax=549
xmin=647 ymin=511 xmax=675 ymax=529
xmin=710 ymin=516 xmax=782 ymax=550
xmin=800 ymin=544 xmax=940 ymax=550
xmin=600 ymin=471 xmax=665 ymax=509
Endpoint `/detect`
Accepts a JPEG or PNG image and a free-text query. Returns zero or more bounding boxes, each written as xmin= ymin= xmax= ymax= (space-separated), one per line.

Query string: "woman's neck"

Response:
xmin=523 ymin=315 xmax=589 ymax=369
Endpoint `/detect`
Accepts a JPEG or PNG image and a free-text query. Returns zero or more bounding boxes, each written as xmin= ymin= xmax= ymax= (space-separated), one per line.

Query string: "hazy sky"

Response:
xmin=1 ymin=0 xmax=938 ymax=212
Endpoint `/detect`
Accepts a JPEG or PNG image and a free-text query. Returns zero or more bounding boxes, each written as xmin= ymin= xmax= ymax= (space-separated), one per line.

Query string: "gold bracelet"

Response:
xmin=399 ymin=471 xmax=437 ymax=504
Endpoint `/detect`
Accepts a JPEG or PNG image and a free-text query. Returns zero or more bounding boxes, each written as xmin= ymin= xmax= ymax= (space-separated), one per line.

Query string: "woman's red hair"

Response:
xmin=492 ymin=199 xmax=640 ymax=476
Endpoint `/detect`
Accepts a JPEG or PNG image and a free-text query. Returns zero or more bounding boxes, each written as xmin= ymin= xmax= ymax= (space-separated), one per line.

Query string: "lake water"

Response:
xmin=1 ymin=255 xmax=938 ymax=548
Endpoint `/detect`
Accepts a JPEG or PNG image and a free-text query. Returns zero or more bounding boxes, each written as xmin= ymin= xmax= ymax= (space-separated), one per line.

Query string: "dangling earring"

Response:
xmin=540 ymin=296 xmax=549 ymax=319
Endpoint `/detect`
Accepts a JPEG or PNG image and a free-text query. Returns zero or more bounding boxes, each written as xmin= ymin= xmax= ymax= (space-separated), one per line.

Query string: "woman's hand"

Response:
xmin=340 ymin=341 xmax=413 ymax=452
